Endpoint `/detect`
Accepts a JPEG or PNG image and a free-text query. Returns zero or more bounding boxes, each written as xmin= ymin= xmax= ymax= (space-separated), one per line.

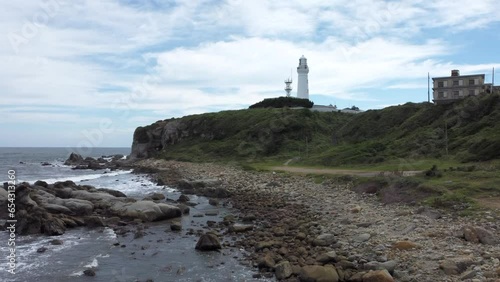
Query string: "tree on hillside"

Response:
xmin=249 ymin=97 xmax=314 ymax=109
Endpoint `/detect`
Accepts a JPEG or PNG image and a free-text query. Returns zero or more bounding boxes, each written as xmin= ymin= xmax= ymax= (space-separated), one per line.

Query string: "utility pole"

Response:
xmin=428 ymin=72 xmax=430 ymax=103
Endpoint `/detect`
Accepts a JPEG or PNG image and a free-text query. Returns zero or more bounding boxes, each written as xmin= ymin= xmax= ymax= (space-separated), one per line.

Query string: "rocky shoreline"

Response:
xmin=2 ymin=154 xmax=500 ymax=281
xmin=135 ymin=159 xmax=500 ymax=282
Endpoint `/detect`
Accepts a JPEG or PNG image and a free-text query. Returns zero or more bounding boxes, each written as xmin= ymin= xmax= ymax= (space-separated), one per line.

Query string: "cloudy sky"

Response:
xmin=1 ymin=0 xmax=499 ymax=147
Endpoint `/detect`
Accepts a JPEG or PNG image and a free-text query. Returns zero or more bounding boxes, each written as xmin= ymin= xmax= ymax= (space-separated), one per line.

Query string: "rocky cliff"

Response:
xmin=130 ymin=108 xmax=348 ymax=161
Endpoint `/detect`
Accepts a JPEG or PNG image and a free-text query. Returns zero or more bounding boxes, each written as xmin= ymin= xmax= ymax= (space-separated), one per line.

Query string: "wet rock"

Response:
xmin=37 ymin=247 xmax=48 ymax=253
xmin=97 ymin=188 xmax=127 ymax=198
xmin=34 ymin=180 xmax=48 ymax=188
xmin=110 ymin=201 xmax=181 ymax=222
xmin=43 ymin=216 xmax=66 ymax=236
xmin=195 ymin=233 xmax=221 ymax=251
xmin=176 ymin=204 xmax=190 ymax=214
xmin=84 ymin=216 xmax=105 ymax=228
xmin=177 ymin=194 xmax=190 ymax=202
xmin=50 ymin=239 xmax=63 ymax=245
xmin=208 ymin=198 xmax=219 ymax=206
xmin=170 ymin=221 xmax=182 ymax=231
xmin=83 ymin=269 xmax=96 ymax=277
xmin=64 ymin=153 xmax=84 ymax=165
xmin=147 ymin=192 xmax=165 ymax=201
xmin=299 ymin=265 xmax=339 ymax=282
xmin=229 ymin=224 xmax=253 ymax=233
xmin=275 ymin=261 xmax=293 ymax=280
xmin=44 ymin=204 xmax=73 ymax=214
xmin=205 ymin=211 xmax=218 ymax=216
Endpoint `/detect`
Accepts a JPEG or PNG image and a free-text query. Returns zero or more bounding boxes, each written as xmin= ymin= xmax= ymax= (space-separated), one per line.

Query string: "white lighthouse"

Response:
xmin=296 ymin=55 xmax=309 ymax=99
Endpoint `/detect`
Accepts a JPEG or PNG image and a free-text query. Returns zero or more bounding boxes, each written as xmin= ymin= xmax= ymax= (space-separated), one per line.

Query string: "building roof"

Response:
xmin=432 ymin=74 xmax=485 ymax=80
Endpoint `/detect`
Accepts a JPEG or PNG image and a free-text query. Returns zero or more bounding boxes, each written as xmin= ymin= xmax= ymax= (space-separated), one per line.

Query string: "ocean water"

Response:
xmin=0 ymin=148 xmax=265 ymax=282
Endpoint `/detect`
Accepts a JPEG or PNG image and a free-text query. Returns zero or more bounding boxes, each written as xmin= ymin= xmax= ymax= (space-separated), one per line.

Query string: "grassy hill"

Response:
xmin=139 ymin=93 xmax=500 ymax=166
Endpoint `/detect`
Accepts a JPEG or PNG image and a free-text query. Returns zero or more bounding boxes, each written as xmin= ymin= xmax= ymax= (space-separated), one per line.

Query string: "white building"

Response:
xmin=297 ymin=55 xmax=309 ymax=99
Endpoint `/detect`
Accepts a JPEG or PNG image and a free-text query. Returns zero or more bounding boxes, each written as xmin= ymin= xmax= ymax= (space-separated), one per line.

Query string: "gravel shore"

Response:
xmin=135 ymin=159 xmax=500 ymax=282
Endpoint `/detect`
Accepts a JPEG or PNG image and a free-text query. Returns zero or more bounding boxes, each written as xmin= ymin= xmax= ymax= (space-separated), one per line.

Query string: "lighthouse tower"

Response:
xmin=296 ymin=55 xmax=309 ymax=99
xmin=284 ymin=77 xmax=293 ymax=97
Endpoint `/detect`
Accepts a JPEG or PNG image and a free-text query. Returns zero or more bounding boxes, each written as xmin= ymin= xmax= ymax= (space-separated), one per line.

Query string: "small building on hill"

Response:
xmin=432 ymin=69 xmax=492 ymax=104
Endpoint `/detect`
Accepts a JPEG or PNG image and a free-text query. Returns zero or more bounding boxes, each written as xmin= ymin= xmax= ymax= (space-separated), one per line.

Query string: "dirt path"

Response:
xmin=474 ymin=197 xmax=500 ymax=211
xmin=270 ymin=165 xmax=422 ymax=177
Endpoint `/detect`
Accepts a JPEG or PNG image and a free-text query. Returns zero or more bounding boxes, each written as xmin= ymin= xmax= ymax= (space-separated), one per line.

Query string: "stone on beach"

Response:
xmin=275 ymin=261 xmax=293 ymax=280
xmin=195 ymin=233 xmax=222 ymax=251
xmin=299 ymin=265 xmax=339 ymax=282
xmin=362 ymin=269 xmax=394 ymax=282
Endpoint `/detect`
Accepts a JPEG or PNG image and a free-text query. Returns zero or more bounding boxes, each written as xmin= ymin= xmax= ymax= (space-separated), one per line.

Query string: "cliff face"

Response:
xmin=130 ymin=117 xmax=219 ymax=159
xmin=129 ymin=108 xmax=344 ymax=160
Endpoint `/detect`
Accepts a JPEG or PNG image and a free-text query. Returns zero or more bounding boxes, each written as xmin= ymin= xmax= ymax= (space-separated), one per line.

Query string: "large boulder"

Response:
xmin=0 ymin=188 xmax=8 ymax=218
xmin=31 ymin=189 xmax=94 ymax=216
xmin=439 ymin=256 xmax=474 ymax=275
xmin=299 ymin=265 xmax=339 ymax=282
xmin=362 ymin=269 xmax=395 ymax=282
xmin=195 ymin=233 xmax=221 ymax=251
xmin=43 ymin=204 xmax=72 ymax=214
xmin=70 ymin=190 xmax=117 ymax=203
xmin=462 ymin=225 xmax=498 ymax=245
xmin=97 ymin=188 xmax=127 ymax=198
xmin=111 ymin=201 xmax=181 ymax=222
xmin=64 ymin=153 xmax=84 ymax=165
xmin=42 ymin=216 xmax=66 ymax=236
xmin=257 ymin=253 xmax=275 ymax=269
xmin=275 ymin=261 xmax=293 ymax=280
xmin=16 ymin=209 xmax=43 ymax=235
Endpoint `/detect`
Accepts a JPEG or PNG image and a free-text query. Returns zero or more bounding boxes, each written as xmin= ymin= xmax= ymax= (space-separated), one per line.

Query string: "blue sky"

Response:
xmin=1 ymin=0 xmax=499 ymax=147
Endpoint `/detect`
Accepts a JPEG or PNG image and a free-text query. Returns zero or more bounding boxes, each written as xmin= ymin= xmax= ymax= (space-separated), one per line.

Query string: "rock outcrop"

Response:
xmin=2 ymin=181 xmax=182 ymax=236
xmin=63 ymin=153 xmax=129 ymax=171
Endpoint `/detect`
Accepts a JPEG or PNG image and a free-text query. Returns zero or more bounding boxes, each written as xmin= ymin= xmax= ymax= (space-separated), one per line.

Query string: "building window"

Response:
xmin=468 ymin=89 xmax=475 ymax=96
xmin=453 ymin=80 xmax=459 ymax=86
xmin=453 ymin=91 xmax=459 ymax=97
xmin=438 ymin=91 xmax=444 ymax=98
xmin=438 ymin=81 xmax=444 ymax=88
xmin=469 ymin=79 xmax=475 ymax=85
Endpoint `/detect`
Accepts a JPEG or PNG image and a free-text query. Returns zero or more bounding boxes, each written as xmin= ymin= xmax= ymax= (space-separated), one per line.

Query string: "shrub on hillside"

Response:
xmin=249 ymin=97 xmax=314 ymax=109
